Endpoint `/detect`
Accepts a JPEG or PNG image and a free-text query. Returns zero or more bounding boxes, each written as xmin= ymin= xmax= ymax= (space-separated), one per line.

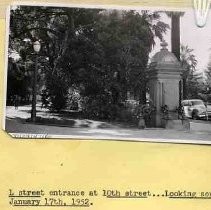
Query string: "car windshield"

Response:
xmin=191 ymin=101 xmax=204 ymax=106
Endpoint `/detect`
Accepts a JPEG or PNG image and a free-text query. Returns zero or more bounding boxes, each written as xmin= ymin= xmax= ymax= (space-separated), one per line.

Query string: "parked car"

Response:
xmin=205 ymin=102 xmax=211 ymax=118
xmin=181 ymin=99 xmax=207 ymax=119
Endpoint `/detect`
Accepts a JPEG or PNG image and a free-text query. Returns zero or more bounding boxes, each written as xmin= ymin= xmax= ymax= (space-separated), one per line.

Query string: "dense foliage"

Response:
xmin=8 ymin=6 xmax=169 ymax=118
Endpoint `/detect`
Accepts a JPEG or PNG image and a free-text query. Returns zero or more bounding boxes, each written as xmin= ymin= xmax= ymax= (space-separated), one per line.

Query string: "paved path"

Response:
xmin=4 ymin=118 xmax=211 ymax=143
xmin=5 ymin=105 xmax=119 ymax=129
xmin=4 ymin=105 xmax=211 ymax=143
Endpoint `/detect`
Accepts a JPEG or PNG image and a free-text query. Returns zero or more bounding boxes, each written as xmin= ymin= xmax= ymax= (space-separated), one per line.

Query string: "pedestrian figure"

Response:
xmin=14 ymin=95 xmax=19 ymax=109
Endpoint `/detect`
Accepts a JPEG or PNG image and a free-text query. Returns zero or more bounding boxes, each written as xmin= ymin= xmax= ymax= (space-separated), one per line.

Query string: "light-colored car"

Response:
xmin=205 ymin=102 xmax=211 ymax=118
xmin=181 ymin=99 xmax=207 ymax=119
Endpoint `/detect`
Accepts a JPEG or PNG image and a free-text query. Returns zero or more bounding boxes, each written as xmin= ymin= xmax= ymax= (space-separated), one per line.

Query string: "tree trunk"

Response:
xmin=171 ymin=14 xmax=180 ymax=61
xmin=139 ymin=84 xmax=147 ymax=105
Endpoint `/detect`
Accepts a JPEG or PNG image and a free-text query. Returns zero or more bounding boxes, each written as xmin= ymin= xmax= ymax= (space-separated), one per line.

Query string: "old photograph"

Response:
xmin=4 ymin=4 xmax=211 ymax=143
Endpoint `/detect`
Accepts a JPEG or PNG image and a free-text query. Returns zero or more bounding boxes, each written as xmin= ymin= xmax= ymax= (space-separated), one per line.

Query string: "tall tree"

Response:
xmin=9 ymin=6 xmax=102 ymax=110
xmin=180 ymin=45 xmax=204 ymax=99
xmin=204 ymin=59 xmax=211 ymax=101
xmin=9 ymin=6 xmax=169 ymax=118
xmin=206 ymin=60 xmax=211 ymax=87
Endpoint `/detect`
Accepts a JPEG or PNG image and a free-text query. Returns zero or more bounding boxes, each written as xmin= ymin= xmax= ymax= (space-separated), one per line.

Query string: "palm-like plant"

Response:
xmin=180 ymin=45 xmax=198 ymax=99
xmin=180 ymin=45 xmax=197 ymax=74
xmin=205 ymin=59 xmax=211 ymax=90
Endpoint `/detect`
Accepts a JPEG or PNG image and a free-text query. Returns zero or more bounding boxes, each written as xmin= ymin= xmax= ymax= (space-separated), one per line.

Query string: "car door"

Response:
xmin=182 ymin=101 xmax=192 ymax=118
xmin=187 ymin=101 xmax=194 ymax=118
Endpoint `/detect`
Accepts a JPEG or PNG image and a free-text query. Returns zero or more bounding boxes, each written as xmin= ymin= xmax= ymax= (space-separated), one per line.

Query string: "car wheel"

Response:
xmin=192 ymin=111 xmax=198 ymax=120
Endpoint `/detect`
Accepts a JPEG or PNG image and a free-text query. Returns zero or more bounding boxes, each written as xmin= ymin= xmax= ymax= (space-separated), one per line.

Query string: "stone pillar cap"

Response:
xmin=160 ymin=40 xmax=168 ymax=50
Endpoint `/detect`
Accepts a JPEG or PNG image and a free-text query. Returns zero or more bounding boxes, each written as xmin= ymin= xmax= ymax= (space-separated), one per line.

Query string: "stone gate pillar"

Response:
xmin=148 ymin=41 xmax=183 ymax=127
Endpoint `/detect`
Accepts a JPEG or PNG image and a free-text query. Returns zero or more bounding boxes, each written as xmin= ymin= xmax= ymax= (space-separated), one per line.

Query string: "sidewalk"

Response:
xmin=5 ymin=105 xmax=117 ymax=129
xmin=4 ymin=105 xmax=211 ymax=143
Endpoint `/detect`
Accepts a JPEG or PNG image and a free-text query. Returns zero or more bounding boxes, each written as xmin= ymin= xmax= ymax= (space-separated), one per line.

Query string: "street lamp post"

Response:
xmin=31 ymin=40 xmax=41 ymax=122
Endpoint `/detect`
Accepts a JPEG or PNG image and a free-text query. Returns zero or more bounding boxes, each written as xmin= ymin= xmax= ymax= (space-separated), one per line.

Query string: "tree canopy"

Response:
xmin=8 ymin=6 xmax=169 ymax=119
xmin=180 ymin=45 xmax=205 ymax=100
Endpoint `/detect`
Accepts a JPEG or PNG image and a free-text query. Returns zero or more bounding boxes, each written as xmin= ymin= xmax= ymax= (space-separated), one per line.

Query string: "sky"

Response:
xmin=9 ymin=5 xmax=211 ymax=73
xmin=150 ymin=8 xmax=211 ymax=73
